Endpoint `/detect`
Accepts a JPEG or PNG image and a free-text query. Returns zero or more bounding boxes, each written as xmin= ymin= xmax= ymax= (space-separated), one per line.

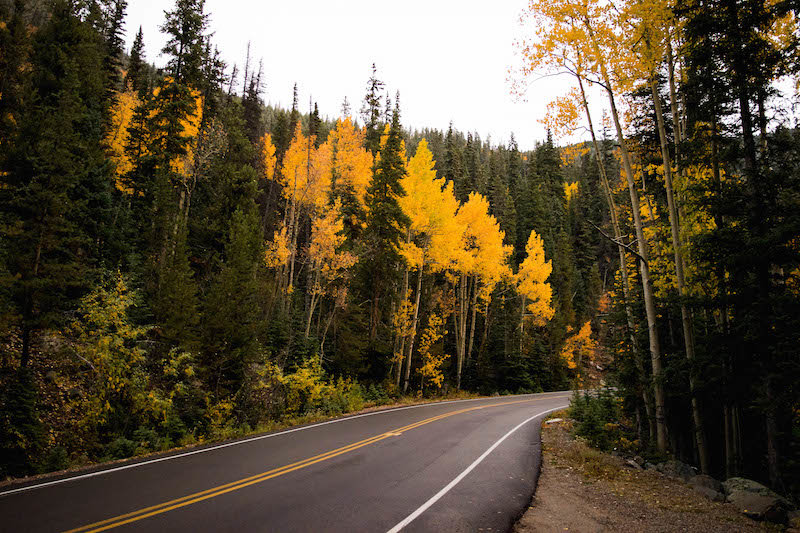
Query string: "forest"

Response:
xmin=0 ymin=0 xmax=798 ymax=503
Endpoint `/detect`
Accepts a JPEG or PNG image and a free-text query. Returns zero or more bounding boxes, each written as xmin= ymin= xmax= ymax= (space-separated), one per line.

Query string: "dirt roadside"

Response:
xmin=514 ymin=415 xmax=775 ymax=533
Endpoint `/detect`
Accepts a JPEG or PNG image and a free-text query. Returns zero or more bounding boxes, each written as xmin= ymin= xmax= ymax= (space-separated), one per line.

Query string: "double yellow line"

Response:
xmin=65 ymin=395 xmax=568 ymax=533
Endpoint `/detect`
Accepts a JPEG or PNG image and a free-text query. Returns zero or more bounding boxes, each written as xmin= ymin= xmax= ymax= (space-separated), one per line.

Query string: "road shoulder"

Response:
xmin=514 ymin=415 xmax=771 ymax=533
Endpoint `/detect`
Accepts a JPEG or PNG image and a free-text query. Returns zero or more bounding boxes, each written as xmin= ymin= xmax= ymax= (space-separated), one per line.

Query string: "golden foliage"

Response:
xmin=260 ymin=133 xmax=277 ymax=181
xmin=329 ymin=117 xmax=373 ymax=210
xmin=542 ymin=88 xmax=581 ymax=139
xmin=398 ymin=139 xmax=463 ymax=272
xmin=560 ymin=320 xmax=596 ymax=370
xmin=308 ymin=200 xmax=358 ymax=296
xmin=264 ymin=226 xmax=291 ymax=269
xmin=280 ymin=123 xmax=332 ymax=210
xmin=105 ymin=89 xmax=140 ymax=193
xmin=455 ymin=192 xmax=513 ymax=299
xmin=564 ymin=181 xmax=579 ymax=203
xmin=417 ymin=313 xmax=449 ymax=389
xmin=517 ymin=230 xmax=555 ymax=324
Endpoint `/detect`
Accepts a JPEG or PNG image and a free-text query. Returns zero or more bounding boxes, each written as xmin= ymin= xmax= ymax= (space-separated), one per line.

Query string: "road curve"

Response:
xmin=0 ymin=391 xmax=570 ymax=532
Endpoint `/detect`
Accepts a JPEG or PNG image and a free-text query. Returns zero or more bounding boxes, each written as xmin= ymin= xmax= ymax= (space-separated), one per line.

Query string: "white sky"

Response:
xmin=124 ymin=0 xmax=599 ymax=150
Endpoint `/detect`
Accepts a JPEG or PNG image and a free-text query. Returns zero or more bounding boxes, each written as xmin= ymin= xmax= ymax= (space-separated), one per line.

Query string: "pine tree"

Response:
xmin=361 ymin=63 xmax=385 ymax=155
xmin=1 ymin=0 xmax=113 ymax=366
xmin=363 ymin=97 xmax=408 ymax=342
xmin=125 ymin=26 xmax=148 ymax=94
xmin=202 ymin=206 xmax=264 ymax=399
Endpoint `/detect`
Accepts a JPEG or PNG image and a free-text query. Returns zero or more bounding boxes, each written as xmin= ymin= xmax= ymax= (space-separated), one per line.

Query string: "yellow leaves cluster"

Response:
xmin=417 ymin=313 xmax=449 ymax=390
xmin=541 ymin=88 xmax=581 ymax=139
xmin=66 ymin=274 xmax=158 ymax=430
xmin=264 ymin=226 xmax=291 ymax=269
xmin=564 ymin=181 xmax=579 ymax=203
xmin=106 ymin=89 xmax=140 ymax=193
xmin=560 ymin=320 xmax=596 ymax=370
xmin=329 ymin=117 xmax=373 ymax=209
xmin=455 ymin=193 xmax=513 ymax=300
xmin=281 ymin=123 xmax=332 ymax=210
xmin=308 ymin=200 xmax=358 ymax=294
xmin=259 ymin=133 xmax=277 ymax=181
xmin=398 ymin=139 xmax=463 ymax=272
xmin=517 ymin=230 xmax=555 ymax=324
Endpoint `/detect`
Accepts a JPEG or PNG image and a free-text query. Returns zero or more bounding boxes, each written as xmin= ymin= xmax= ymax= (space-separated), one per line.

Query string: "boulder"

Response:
xmin=689 ymin=474 xmax=723 ymax=493
xmin=723 ymin=477 xmax=792 ymax=523
xmin=658 ymin=459 xmax=696 ymax=481
xmin=633 ymin=455 xmax=645 ymax=466
xmin=625 ymin=459 xmax=643 ymax=470
xmin=727 ymin=491 xmax=788 ymax=523
xmin=693 ymin=485 xmax=725 ymax=502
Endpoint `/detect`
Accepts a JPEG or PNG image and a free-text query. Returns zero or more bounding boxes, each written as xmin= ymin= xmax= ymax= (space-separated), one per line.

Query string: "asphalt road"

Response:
xmin=0 ymin=391 xmax=570 ymax=533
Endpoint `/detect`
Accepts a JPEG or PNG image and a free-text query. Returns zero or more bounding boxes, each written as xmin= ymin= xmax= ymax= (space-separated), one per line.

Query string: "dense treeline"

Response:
xmin=516 ymin=0 xmax=799 ymax=499
xmin=0 ymin=0 xmax=605 ymax=477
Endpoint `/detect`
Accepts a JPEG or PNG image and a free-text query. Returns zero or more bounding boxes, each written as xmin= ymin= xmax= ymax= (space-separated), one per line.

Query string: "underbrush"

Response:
xmin=568 ymin=388 xmax=639 ymax=455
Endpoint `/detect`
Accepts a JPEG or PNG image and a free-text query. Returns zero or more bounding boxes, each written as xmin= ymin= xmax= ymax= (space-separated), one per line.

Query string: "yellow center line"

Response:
xmin=65 ymin=395 xmax=570 ymax=533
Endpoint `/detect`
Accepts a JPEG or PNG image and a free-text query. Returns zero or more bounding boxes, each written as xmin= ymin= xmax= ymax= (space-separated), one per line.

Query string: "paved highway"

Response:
xmin=0 ymin=391 xmax=570 ymax=532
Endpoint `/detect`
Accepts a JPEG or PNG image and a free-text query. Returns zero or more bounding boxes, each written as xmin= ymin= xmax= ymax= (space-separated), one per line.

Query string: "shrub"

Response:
xmin=568 ymin=388 xmax=627 ymax=452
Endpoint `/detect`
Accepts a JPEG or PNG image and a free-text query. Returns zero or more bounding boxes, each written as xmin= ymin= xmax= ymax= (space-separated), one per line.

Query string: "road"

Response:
xmin=0 ymin=391 xmax=570 ymax=533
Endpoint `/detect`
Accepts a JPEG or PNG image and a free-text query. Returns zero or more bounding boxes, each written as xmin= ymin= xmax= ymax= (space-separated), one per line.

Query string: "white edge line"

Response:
xmin=385 ymin=403 xmax=568 ymax=533
xmin=0 ymin=392 xmax=571 ymax=497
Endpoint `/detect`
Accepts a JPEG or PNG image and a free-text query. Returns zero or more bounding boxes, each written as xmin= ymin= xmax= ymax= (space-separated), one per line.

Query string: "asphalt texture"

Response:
xmin=0 ymin=391 xmax=570 ymax=533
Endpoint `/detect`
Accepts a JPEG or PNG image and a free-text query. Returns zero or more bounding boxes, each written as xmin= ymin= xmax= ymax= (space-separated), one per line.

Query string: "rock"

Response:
xmin=689 ymin=474 xmax=723 ymax=493
xmin=722 ymin=477 xmax=793 ymax=506
xmin=722 ymin=477 xmax=793 ymax=523
xmin=727 ymin=491 xmax=788 ymax=523
xmin=644 ymin=462 xmax=657 ymax=470
xmin=659 ymin=460 xmax=696 ymax=481
xmin=693 ymin=485 xmax=725 ymax=502
xmin=625 ymin=459 xmax=643 ymax=470
xmin=633 ymin=455 xmax=645 ymax=466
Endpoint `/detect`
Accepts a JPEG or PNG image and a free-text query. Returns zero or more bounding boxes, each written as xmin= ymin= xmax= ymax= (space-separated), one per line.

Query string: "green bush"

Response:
xmin=105 ymin=437 xmax=137 ymax=459
xmin=44 ymin=446 xmax=70 ymax=472
xmin=568 ymin=388 xmax=626 ymax=452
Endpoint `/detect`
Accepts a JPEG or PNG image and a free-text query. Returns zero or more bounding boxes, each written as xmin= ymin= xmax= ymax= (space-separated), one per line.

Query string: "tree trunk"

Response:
xmin=395 ymin=267 xmax=409 ymax=388
xmin=403 ymin=264 xmax=424 ymax=393
xmin=650 ymin=78 xmax=709 ymax=473
xmin=597 ymin=55 xmax=668 ymax=452
xmin=455 ymin=275 xmax=469 ymax=389
xmin=466 ymin=278 xmax=479 ymax=364
xmin=576 ymin=71 xmax=656 ymax=444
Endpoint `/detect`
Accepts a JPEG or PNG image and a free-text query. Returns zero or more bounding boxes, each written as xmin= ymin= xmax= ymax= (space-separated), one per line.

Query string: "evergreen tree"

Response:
xmin=363 ymin=97 xmax=407 ymax=342
xmin=124 ymin=26 xmax=148 ymax=94
xmin=361 ymin=63 xmax=385 ymax=155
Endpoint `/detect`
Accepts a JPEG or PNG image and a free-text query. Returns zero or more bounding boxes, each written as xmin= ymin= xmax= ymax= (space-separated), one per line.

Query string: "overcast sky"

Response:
xmin=125 ymin=0 xmax=597 ymax=150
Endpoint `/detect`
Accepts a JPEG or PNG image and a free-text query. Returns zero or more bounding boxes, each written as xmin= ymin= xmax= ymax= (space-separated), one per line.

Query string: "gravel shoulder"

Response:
xmin=514 ymin=415 xmax=776 ymax=533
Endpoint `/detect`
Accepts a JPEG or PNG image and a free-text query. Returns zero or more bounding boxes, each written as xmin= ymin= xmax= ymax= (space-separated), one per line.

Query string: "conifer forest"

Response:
xmin=0 ymin=0 xmax=798 ymax=504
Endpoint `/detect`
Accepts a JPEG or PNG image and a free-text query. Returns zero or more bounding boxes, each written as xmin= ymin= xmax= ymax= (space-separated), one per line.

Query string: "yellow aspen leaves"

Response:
xmin=417 ymin=313 xmax=449 ymax=389
xmin=560 ymin=320 xmax=596 ymax=370
xmin=398 ymin=139 xmax=463 ymax=272
xmin=517 ymin=230 xmax=555 ymax=324
xmin=564 ymin=181 xmax=579 ymax=203
xmin=264 ymin=226 xmax=291 ymax=269
xmin=541 ymin=88 xmax=581 ymax=139
xmin=106 ymin=89 xmax=140 ymax=193
xmin=260 ymin=133 xmax=277 ymax=181
xmin=308 ymin=200 xmax=357 ymax=294
xmin=329 ymin=117 xmax=373 ymax=209
xmin=455 ymin=192 xmax=513 ymax=300
xmin=280 ymin=123 xmax=332 ymax=210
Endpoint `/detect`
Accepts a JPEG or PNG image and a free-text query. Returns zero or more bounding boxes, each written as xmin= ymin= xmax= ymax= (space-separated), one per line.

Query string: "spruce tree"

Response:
xmin=363 ymin=97 xmax=407 ymax=342
xmin=361 ymin=63 xmax=385 ymax=155
xmin=125 ymin=26 xmax=147 ymax=93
